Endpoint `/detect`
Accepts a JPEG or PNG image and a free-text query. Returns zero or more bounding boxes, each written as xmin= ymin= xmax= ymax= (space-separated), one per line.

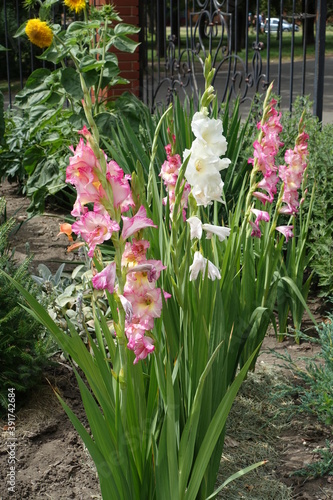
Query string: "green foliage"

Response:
xmin=307 ymin=124 xmax=333 ymax=296
xmin=292 ymin=440 xmax=333 ymax=479
xmin=298 ymin=316 xmax=333 ymax=425
xmin=32 ymin=261 xmax=102 ymax=343
xmin=273 ymin=313 xmax=333 ymax=426
xmin=0 ymin=1 xmax=141 ymax=214
xmin=0 ymin=90 xmax=4 ymax=145
xmin=0 ymin=198 xmax=51 ymax=412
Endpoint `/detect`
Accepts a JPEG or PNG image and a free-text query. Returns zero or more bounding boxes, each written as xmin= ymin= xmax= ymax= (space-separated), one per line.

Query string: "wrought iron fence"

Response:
xmin=140 ymin=0 xmax=327 ymax=120
xmin=1 ymin=0 xmax=327 ymax=120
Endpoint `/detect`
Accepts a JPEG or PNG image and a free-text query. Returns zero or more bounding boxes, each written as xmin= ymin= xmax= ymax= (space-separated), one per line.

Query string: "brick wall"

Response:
xmin=91 ymin=0 xmax=141 ymax=100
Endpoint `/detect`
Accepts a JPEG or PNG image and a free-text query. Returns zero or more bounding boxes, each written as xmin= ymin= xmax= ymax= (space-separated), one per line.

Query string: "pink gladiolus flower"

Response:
xmin=125 ymin=261 xmax=166 ymax=291
xmin=72 ymin=211 xmax=120 ymax=257
xmin=123 ymin=287 xmax=163 ymax=326
xmin=125 ymin=324 xmax=155 ymax=364
xmin=127 ymin=264 xmax=157 ymax=283
xmin=122 ymin=239 xmax=150 ymax=267
xmin=276 ymin=225 xmax=294 ymax=242
xmin=279 ymin=129 xmax=308 ymax=215
xmin=119 ymin=294 xmax=133 ymax=323
xmin=251 ymin=208 xmax=270 ymax=223
xmin=119 ymin=237 xmax=168 ymax=363
xmin=106 ymin=160 xmax=134 ymax=212
xmin=249 ymin=208 xmax=270 ymax=238
xmin=249 ymin=220 xmax=262 ymax=238
xmin=78 ymin=125 xmax=91 ymax=138
xmin=160 ymin=143 xmax=191 ymax=221
xmin=121 ymin=206 xmax=157 ymax=240
xmin=249 ymin=99 xmax=283 ymax=206
xmin=71 ymin=199 xmax=88 ymax=218
xmin=92 ymin=262 xmax=117 ymax=293
xmin=252 ymin=191 xmax=273 ymax=204
xmin=66 ymin=138 xmax=107 ymax=215
xmin=132 ymin=335 xmax=155 ymax=365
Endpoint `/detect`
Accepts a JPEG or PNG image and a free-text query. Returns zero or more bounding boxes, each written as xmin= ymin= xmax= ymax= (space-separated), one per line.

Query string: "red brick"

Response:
xmin=90 ymin=0 xmax=140 ymax=98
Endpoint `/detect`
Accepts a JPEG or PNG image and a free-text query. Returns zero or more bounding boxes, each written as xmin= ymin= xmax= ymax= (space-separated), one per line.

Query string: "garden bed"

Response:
xmin=0 ymin=181 xmax=332 ymax=499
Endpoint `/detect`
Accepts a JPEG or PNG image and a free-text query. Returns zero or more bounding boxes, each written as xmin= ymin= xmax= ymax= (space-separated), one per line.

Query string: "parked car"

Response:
xmin=264 ymin=18 xmax=299 ymax=33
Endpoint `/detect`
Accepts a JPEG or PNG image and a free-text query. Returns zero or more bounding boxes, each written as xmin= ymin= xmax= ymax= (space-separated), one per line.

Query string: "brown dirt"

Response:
xmin=0 ymin=180 xmax=77 ymax=274
xmin=0 ymin=181 xmax=332 ymax=499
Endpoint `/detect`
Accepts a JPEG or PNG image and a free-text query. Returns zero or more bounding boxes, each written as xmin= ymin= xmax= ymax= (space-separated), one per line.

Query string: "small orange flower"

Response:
xmin=58 ymin=223 xmax=73 ymax=242
xmin=67 ymin=242 xmax=86 ymax=253
xmin=25 ymin=19 xmax=53 ymax=49
xmin=64 ymin=0 xmax=86 ymax=14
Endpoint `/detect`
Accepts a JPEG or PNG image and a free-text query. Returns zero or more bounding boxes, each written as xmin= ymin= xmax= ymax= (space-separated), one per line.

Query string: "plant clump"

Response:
xmin=0 ymin=198 xmax=51 ymax=412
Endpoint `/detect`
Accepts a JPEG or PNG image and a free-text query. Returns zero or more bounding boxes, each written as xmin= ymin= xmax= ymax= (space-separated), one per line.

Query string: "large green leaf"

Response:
xmin=25 ymin=68 xmax=52 ymax=89
xmin=60 ymin=67 xmax=83 ymax=100
xmin=112 ymin=35 xmax=139 ymax=54
xmin=79 ymin=55 xmax=104 ymax=72
xmin=66 ymin=20 xmax=101 ymax=33
xmin=114 ymin=24 xmax=141 ymax=36
xmin=206 ymin=460 xmax=267 ymax=499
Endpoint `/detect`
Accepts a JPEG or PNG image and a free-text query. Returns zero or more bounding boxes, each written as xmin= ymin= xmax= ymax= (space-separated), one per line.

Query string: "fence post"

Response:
xmin=313 ymin=0 xmax=326 ymax=122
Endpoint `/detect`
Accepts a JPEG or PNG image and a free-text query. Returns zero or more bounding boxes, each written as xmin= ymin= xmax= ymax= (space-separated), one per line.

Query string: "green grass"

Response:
xmin=240 ymin=30 xmax=333 ymax=62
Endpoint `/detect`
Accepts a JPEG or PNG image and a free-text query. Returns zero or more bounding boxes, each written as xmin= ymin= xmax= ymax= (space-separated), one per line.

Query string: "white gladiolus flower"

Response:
xmin=186 ymin=216 xmax=203 ymax=239
xmin=183 ymin=111 xmax=231 ymax=207
xmin=184 ymin=139 xmax=229 ymax=180
xmin=207 ymin=259 xmax=222 ymax=280
xmin=184 ymin=143 xmax=221 ymax=185
xmin=191 ymin=111 xmax=228 ymax=156
xmin=201 ymin=224 xmax=231 ymax=241
xmin=189 ymin=251 xmax=221 ymax=281
xmin=189 ymin=251 xmax=206 ymax=280
xmin=191 ymin=176 xmax=224 ymax=206
xmin=187 ymin=217 xmax=231 ymax=242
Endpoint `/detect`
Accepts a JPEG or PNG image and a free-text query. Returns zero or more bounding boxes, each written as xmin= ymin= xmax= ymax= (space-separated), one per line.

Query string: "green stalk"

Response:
xmin=94 ymin=15 xmax=109 ymax=114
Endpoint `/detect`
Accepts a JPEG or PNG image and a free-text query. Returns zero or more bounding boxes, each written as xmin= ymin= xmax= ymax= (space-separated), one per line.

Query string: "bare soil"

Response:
xmin=0 ymin=181 xmax=332 ymax=499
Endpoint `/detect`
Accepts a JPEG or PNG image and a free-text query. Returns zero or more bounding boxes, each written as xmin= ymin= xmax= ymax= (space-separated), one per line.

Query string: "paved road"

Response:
xmin=241 ymin=56 xmax=333 ymax=125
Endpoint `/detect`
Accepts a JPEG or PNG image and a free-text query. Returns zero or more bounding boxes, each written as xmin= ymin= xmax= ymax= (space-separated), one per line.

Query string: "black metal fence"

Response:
xmin=1 ymin=0 xmax=328 ymax=119
xmin=140 ymin=0 xmax=327 ymax=120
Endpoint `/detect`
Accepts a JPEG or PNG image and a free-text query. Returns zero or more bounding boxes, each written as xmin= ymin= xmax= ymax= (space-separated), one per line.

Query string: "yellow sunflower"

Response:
xmin=25 ymin=19 xmax=53 ymax=49
xmin=64 ymin=0 xmax=87 ymax=14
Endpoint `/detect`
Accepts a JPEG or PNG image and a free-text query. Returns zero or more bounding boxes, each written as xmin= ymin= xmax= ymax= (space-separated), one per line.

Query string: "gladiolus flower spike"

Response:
xmin=63 ymin=131 xmax=169 ymax=364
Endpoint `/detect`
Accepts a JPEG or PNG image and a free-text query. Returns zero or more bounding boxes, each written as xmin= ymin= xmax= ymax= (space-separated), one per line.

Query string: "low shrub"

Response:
xmin=0 ymin=198 xmax=52 ymax=412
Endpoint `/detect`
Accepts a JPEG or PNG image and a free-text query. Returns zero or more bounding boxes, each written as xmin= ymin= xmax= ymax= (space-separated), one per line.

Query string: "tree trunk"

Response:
xmin=302 ymin=0 xmax=316 ymax=45
xmin=228 ymin=0 xmax=247 ymax=52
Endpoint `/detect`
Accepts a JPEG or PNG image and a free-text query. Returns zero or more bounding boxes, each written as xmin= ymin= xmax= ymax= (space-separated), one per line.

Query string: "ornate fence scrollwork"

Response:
xmin=141 ymin=0 xmax=325 ymax=120
xmin=145 ymin=0 xmax=268 ymax=109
